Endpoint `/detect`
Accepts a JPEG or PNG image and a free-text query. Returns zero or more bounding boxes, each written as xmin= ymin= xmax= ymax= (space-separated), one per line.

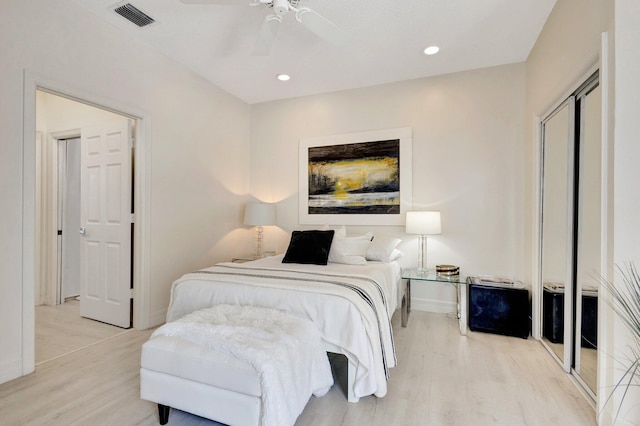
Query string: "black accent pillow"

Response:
xmin=282 ymin=230 xmax=335 ymax=265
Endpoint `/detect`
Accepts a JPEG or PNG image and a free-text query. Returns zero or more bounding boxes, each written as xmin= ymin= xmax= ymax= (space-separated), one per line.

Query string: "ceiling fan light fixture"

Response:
xmin=424 ymin=45 xmax=440 ymax=55
xmin=272 ymin=0 xmax=290 ymax=15
xmin=181 ymin=0 xmax=345 ymax=54
xmin=276 ymin=73 xmax=290 ymax=81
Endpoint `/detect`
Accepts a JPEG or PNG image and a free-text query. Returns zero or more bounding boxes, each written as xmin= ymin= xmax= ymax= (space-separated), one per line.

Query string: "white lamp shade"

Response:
xmin=405 ymin=211 xmax=441 ymax=235
xmin=243 ymin=203 xmax=276 ymax=226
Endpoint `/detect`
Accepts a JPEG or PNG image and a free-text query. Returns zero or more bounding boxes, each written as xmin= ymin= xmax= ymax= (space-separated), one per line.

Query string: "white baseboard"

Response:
xmin=411 ymin=297 xmax=457 ymax=314
xmin=0 ymin=359 xmax=23 ymax=385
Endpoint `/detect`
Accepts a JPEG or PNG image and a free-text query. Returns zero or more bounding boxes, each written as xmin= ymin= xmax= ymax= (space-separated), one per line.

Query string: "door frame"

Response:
xmin=22 ymin=70 xmax=151 ymax=376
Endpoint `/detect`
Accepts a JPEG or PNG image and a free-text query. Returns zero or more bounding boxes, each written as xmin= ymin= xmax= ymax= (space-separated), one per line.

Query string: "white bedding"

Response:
xmin=166 ymin=254 xmax=402 ymax=399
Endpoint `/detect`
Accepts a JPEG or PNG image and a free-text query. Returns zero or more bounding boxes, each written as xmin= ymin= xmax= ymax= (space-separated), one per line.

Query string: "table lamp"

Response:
xmin=244 ymin=202 xmax=276 ymax=259
xmin=406 ymin=211 xmax=442 ymax=272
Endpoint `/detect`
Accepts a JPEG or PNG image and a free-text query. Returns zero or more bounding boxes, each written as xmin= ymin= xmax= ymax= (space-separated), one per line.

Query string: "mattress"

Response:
xmin=165 ymin=254 xmax=402 ymax=399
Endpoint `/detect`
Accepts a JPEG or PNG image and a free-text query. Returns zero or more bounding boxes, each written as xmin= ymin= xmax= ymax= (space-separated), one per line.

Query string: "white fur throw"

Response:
xmin=151 ymin=304 xmax=334 ymax=426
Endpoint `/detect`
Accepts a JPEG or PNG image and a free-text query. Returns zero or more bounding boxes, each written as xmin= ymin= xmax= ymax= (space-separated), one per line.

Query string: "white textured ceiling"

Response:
xmin=72 ymin=0 xmax=557 ymax=104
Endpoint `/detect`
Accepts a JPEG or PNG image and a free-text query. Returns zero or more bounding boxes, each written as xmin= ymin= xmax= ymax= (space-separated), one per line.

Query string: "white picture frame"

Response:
xmin=299 ymin=127 xmax=412 ymax=226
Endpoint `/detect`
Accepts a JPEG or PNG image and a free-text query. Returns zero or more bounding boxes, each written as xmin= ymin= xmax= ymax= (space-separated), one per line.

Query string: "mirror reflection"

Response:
xmin=575 ymin=83 xmax=601 ymax=394
xmin=541 ymin=102 xmax=571 ymax=364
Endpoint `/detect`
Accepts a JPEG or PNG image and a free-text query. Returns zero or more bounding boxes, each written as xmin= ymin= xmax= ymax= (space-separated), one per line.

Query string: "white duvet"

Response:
xmin=166 ymin=254 xmax=402 ymax=399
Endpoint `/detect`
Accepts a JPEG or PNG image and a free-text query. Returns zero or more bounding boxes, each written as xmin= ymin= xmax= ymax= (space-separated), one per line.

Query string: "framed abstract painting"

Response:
xmin=299 ymin=127 xmax=412 ymax=225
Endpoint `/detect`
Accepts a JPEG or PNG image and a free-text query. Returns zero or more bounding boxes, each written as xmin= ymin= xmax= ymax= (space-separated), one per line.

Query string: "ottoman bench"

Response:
xmin=140 ymin=304 xmax=333 ymax=426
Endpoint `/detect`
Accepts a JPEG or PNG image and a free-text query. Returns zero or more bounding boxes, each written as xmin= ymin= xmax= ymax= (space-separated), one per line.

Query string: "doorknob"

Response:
xmin=79 ymin=227 xmax=86 ymax=235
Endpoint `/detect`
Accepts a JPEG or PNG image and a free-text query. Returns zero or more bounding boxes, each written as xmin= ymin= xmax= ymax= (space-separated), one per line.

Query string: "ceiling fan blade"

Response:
xmin=295 ymin=7 xmax=348 ymax=46
xmin=253 ymin=14 xmax=282 ymax=56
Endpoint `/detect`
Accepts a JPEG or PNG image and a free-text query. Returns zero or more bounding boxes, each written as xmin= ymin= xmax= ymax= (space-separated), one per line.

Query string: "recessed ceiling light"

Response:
xmin=276 ymin=74 xmax=290 ymax=81
xmin=423 ymin=46 xmax=440 ymax=55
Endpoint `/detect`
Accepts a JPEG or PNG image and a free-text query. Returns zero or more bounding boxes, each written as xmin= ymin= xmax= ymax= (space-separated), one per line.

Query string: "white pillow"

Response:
xmin=388 ymin=248 xmax=404 ymax=262
xmin=328 ymin=232 xmax=373 ymax=265
xmin=366 ymin=236 xmax=402 ymax=262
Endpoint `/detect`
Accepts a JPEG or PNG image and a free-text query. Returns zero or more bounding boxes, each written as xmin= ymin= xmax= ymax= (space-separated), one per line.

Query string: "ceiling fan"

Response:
xmin=180 ymin=0 xmax=347 ymax=55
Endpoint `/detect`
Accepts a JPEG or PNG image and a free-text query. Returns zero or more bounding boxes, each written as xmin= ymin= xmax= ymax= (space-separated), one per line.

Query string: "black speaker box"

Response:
xmin=542 ymin=287 xmax=598 ymax=348
xmin=542 ymin=288 xmax=564 ymax=343
xmin=468 ymin=284 xmax=530 ymax=339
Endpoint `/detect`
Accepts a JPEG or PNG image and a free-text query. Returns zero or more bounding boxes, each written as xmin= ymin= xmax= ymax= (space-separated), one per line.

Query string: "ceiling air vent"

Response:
xmin=114 ymin=3 xmax=155 ymax=28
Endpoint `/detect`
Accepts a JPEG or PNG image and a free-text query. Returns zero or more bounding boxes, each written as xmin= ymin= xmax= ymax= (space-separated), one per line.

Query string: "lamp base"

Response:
xmin=254 ymin=225 xmax=265 ymax=259
xmin=417 ymin=234 xmax=429 ymax=273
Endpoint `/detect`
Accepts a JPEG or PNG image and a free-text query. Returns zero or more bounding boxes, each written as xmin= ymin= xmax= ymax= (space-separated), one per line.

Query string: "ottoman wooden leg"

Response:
xmin=158 ymin=404 xmax=170 ymax=425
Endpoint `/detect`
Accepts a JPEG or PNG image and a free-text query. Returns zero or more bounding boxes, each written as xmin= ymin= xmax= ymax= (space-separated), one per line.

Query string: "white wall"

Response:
xmin=250 ymin=64 xmax=526 ymax=311
xmin=0 ymin=0 xmax=251 ymax=384
xmin=612 ymin=0 xmax=640 ymax=422
xmin=38 ymin=91 xmax=127 ymax=132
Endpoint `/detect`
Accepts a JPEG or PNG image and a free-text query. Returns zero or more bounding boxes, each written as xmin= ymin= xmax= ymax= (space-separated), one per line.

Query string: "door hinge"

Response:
xmin=130 ymin=288 xmax=134 ymax=299
xmin=130 ymin=137 xmax=136 ymax=148
xmin=57 ymin=230 xmax=62 ymax=236
xmin=130 ymin=213 xmax=135 ymax=223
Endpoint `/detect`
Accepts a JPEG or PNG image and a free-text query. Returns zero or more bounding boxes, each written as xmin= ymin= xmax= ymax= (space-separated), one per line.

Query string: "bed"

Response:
xmin=165 ymin=252 xmax=404 ymax=402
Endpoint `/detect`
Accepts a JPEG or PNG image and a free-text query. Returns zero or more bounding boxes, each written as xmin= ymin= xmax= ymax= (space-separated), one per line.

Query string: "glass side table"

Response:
xmin=401 ymin=268 xmax=469 ymax=335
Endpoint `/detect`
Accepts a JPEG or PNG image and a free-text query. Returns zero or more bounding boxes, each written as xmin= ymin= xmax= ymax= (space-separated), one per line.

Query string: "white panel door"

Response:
xmin=80 ymin=120 xmax=132 ymax=328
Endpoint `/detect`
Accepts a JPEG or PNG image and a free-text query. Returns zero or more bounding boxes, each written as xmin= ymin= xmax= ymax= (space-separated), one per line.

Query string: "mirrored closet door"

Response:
xmin=574 ymin=80 xmax=601 ymax=394
xmin=541 ymin=97 xmax=574 ymax=368
xmin=540 ymin=72 xmax=601 ymax=399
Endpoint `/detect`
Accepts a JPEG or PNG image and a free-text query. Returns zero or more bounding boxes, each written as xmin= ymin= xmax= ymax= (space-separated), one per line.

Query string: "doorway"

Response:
xmin=34 ymin=90 xmax=136 ymax=360
xmin=22 ymin=74 xmax=150 ymax=378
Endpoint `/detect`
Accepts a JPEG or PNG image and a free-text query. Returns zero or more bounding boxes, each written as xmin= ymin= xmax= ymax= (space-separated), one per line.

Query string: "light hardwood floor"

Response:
xmin=1 ymin=311 xmax=596 ymax=426
xmin=35 ymin=300 xmax=129 ymax=364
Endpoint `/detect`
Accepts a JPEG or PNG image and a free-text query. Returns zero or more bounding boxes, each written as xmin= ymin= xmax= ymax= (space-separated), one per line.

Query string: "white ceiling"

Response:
xmin=72 ymin=0 xmax=557 ymax=104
